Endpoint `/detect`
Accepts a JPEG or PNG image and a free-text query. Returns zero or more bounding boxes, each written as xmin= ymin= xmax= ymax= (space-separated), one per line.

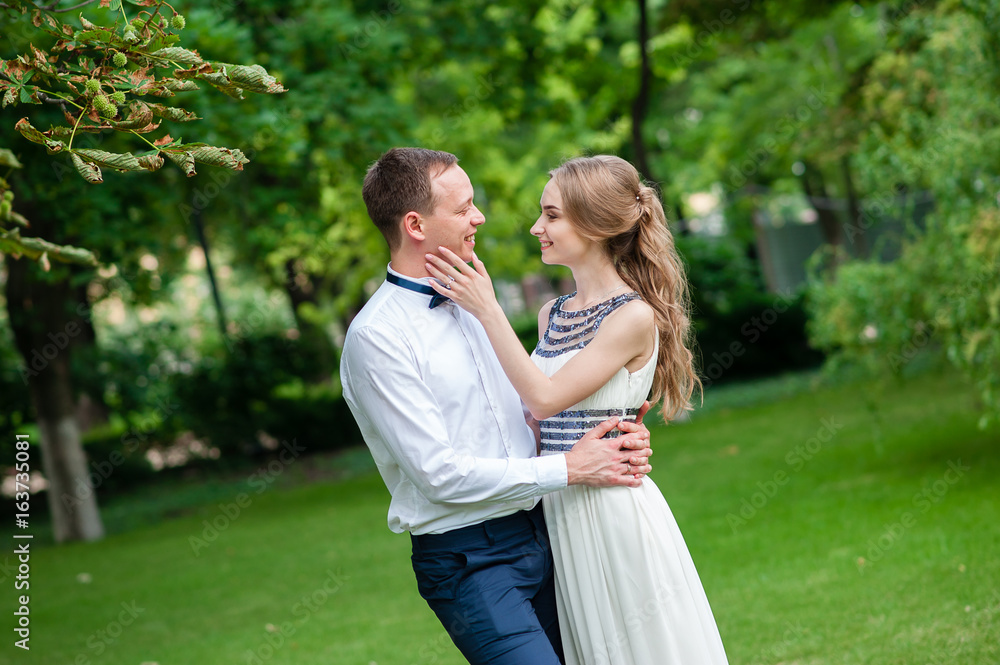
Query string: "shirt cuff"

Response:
xmin=535 ymin=453 xmax=568 ymax=492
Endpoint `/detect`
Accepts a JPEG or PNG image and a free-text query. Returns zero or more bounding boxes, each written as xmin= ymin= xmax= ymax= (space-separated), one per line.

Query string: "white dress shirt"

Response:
xmin=340 ymin=265 xmax=569 ymax=535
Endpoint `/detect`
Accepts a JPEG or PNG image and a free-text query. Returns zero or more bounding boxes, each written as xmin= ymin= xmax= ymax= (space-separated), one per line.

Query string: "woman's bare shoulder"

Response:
xmin=536 ymin=297 xmax=559 ymax=338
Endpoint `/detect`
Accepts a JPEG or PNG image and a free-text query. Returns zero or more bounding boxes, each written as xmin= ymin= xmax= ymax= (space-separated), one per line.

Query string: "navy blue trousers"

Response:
xmin=410 ymin=504 xmax=564 ymax=665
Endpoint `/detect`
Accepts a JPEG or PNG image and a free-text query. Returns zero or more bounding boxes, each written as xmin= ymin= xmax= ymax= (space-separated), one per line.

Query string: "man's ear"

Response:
xmin=402 ymin=211 xmax=424 ymax=242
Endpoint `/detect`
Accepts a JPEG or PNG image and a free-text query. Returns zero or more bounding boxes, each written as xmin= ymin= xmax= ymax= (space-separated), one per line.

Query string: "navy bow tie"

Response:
xmin=386 ymin=271 xmax=451 ymax=309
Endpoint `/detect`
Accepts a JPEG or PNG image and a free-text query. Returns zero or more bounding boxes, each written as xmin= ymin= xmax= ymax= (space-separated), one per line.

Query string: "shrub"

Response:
xmin=807 ymin=212 xmax=1000 ymax=427
xmin=172 ymin=332 xmax=361 ymax=457
xmin=679 ymin=234 xmax=824 ymax=386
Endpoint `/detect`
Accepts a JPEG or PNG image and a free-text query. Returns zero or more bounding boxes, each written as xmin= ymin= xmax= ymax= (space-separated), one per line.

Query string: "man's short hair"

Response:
xmin=362 ymin=147 xmax=459 ymax=250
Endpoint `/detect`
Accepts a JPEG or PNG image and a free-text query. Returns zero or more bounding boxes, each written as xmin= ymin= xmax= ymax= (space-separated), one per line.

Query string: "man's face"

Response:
xmin=420 ymin=165 xmax=485 ymax=263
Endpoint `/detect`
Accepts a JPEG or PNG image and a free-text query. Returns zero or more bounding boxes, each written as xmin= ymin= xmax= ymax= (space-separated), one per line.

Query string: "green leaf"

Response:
xmin=152 ymin=47 xmax=203 ymax=66
xmin=221 ymin=64 xmax=287 ymax=95
xmin=70 ymin=153 xmax=103 ymax=183
xmin=197 ymin=71 xmax=244 ymax=100
xmin=14 ymin=118 xmax=46 ymax=143
xmin=0 ymin=148 xmax=23 ymax=168
xmin=136 ymin=152 xmax=164 ymax=171
xmin=47 ymin=124 xmax=103 ymax=138
xmin=14 ymin=118 xmax=64 ymax=153
xmin=0 ymin=228 xmax=98 ymax=267
xmin=189 ymin=145 xmax=249 ymax=171
xmin=145 ymin=33 xmax=181 ymax=53
xmin=7 ymin=210 xmax=29 ymax=228
xmin=162 ymin=79 xmax=200 ymax=92
xmin=73 ymin=29 xmax=116 ymax=44
xmin=147 ymin=102 xmax=200 ymax=122
xmin=73 ymin=149 xmax=143 ymax=172
xmin=110 ymin=100 xmax=155 ymax=130
xmin=109 ymin=0 xmax=123 ymax=11
xmin=163 ymin=150 xmax=196 ymax=176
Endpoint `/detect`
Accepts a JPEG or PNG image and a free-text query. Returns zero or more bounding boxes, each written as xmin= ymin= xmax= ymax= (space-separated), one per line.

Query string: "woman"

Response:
xmin=425 ymin=155 xmax=728 ymax=664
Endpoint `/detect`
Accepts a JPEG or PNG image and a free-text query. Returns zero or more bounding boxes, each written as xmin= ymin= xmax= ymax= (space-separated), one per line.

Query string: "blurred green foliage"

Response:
xmin=1 ymin=0 xmax=998 ymax=503
xmin=806 ymin=1 xmax=1000 ymax=426
xmin=172 ymin=332 xmax=359 ymax=458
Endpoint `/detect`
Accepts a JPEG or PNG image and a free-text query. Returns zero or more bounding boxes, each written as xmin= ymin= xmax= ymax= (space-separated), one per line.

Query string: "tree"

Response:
xmin=0 ymin=0 xmax=285 ymax=543
xmin=807 ymin=0 xmax=1000 ymax=427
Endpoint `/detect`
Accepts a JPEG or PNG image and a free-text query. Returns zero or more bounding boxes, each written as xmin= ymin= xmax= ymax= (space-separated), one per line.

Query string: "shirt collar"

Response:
xmin=386 ymin=263 xmax=435 ymax=285
xmin=385 ymin=264 xmax=451 ymax=309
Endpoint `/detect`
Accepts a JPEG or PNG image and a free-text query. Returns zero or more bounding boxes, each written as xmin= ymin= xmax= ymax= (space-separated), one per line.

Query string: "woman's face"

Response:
xmin=530 ymin=180 xmax=592 ymax=267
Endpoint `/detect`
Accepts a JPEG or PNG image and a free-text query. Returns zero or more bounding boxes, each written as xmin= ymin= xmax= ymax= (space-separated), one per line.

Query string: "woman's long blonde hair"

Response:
xmin=550 ymin=155 xmax=701 ymax=421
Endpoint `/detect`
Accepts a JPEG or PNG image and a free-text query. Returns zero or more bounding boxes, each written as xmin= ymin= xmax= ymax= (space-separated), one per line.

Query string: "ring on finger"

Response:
xmin=625 ymin=463 xmax=631 ymax=475
xmin=448 ymin=275 xmax=456 ymax=283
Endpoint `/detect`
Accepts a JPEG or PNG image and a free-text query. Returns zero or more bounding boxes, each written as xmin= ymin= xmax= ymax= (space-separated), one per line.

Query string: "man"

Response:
xmin=341 ymin=147 xmax=653 ymax=665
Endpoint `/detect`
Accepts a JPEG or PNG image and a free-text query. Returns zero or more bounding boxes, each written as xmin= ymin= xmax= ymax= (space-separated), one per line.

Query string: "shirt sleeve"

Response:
xmin=341 ymin=324 xmax=568 ymax=505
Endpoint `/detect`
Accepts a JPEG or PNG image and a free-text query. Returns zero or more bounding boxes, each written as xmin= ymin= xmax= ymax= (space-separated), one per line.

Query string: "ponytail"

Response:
xmin=550 ymin=157 xmax=701 ymax=422
xmin=617 ymin=186 xmax=701 ymax=421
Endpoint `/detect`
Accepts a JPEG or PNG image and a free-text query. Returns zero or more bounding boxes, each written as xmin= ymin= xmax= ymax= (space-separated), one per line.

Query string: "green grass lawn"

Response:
xmin=6 ymin=366 xmax=999 ymax=665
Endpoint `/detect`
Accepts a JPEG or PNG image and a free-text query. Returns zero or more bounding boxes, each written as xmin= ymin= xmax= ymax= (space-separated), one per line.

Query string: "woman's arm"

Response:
xmin=426 ymin=248 xmax=655 ymax=420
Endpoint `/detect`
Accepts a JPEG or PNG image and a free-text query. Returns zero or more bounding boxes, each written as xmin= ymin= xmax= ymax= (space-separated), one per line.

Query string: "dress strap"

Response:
xmin=535 ymin=291 xmax=641 ymax=358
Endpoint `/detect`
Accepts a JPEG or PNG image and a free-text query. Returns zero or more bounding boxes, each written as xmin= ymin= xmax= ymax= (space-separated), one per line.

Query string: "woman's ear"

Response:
xmin=402 ymin=211 xmax=424 ymax=242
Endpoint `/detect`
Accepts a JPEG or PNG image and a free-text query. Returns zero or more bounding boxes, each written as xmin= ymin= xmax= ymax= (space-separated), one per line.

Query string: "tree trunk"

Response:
xmin=5 ymin=257 xmax=104 ymax=543
xmin=800 ymin=163 xmax=846 ymax=270
xmin=191 ymin=202 xmax=228 ymax=338
xmin=71 ymin=276 xmax=109 ymax=433
xmin=840 ymin=154 xmax=869 ymax=259
xmin=284 ymin=259 xmax=337 ymax=382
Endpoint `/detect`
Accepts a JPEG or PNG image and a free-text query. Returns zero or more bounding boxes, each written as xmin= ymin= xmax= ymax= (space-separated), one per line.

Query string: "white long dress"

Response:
xmin=532 ymin=292 xmax=729 ymax=665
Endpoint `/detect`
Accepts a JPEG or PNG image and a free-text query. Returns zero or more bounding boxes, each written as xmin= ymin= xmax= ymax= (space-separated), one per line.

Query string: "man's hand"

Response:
xmin=566 ymin=407 xmax=653 ymax=489
xmin=617 ymin=400 xmax=653 ymax=479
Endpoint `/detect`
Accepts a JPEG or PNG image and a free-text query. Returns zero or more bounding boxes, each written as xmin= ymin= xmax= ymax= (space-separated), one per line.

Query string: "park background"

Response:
xmin=0 ymin=0 xmax=998 ymax=663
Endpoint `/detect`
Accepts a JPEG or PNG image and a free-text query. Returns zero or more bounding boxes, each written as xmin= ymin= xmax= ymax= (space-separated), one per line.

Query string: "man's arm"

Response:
xmin=343 ymin=326 xmax=653 ymax=503
xmin=343 ymin=325 xmax=567 ymax=506
xmin=524 ymin=401 xmax=652 ymax=486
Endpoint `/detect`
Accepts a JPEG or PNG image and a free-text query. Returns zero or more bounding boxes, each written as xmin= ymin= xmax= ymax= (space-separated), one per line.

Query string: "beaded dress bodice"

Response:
xmin=530 ymin=291 xmax=656 ymax=455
